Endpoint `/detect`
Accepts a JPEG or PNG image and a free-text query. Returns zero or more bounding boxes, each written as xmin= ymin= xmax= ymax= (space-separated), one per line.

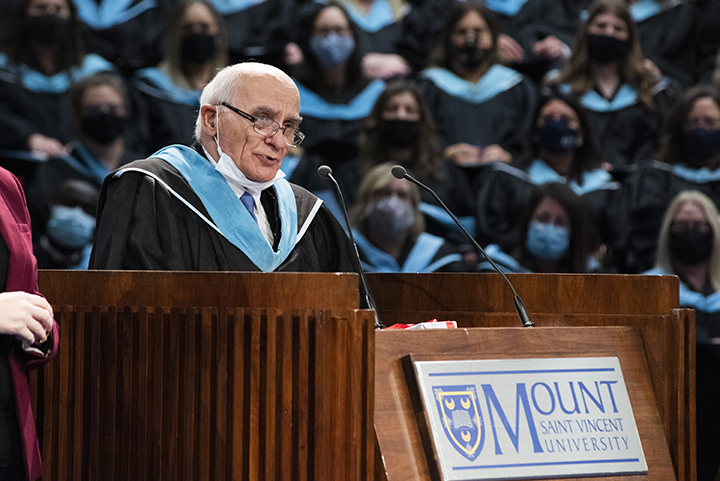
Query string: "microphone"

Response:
xmin=318 ymin=165 xmax=383 ymax=329
xmin=391 ymin=165 xmax=534 ymax=328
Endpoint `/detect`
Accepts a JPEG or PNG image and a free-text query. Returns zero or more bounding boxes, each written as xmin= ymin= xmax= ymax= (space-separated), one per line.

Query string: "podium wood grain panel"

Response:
xmin=29 ymin=305 xmax=374 ymax=481
xmin=375 ymin=327 xmax=676 ymax=481
xmin=37 ymin=270 xmax=359 ymax=311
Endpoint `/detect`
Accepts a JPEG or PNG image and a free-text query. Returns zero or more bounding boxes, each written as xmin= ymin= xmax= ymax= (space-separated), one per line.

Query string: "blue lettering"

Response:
xmin=599 ymin=437 xmax=607 ymax=450
xmin=544 ymin=439 xmax=555 ymax=453
xmin=531 ymin=382 xmax=555 ymax=415
xmin=554 ymin=381 xmax=581 ymax=414
xmin=600 ymin=381 xmax=620 ymax=412
xmin=591 ymin=438 xmax=600 ymax=450
xmin=556 ymin=439 xmax=567 ymax=452
xmin=579 ymin=381 xmax=605 ymax=413
xmin=481 ymin=383 xmax=544 ymax=454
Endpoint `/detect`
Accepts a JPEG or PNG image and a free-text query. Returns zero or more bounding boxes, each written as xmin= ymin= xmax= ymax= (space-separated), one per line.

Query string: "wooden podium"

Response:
xmin=368 ymin=273 xmax=693 ymax=481
xmin=32 ymin=271 xmax=375 ymax=481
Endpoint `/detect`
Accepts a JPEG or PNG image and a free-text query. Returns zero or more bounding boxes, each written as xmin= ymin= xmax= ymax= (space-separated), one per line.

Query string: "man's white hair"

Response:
xmin=194 ymin=62 xmax=294 ymax=140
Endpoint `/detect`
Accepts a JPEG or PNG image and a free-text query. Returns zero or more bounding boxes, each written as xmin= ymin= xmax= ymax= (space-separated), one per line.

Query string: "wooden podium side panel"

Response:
xmin=374 ymin=327 xmax=676 ymax=481
xmin=30 ymin=306 xmax=375 ymax=481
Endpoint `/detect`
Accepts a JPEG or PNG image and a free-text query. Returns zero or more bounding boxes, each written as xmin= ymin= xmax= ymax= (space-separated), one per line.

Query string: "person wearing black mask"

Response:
xmin=474 ymin=90 xmax=617 ymax=257
xmin=616 ymin=85 xmax=720 ymax=273
xmin=644 ymin=190 xmax=720 ymax=481
xmin=548 ymin=0 xmax=674 ymax=170
xmin=416 ymin=1 xmax=537 ymax=173
xmin=26 ymin=72 xmax=138 ymax=242
xmin=0 ymin=0 xmax=114 ymax=165
xmin=336 ymin=81 xmax=475 ymax=245
xmin=132 ymin=0 xmax=228 ymax=155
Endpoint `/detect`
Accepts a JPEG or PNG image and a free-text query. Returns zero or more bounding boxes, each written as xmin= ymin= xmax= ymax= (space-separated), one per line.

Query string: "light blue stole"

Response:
xmin=61 ymin=142 xmax=112 ymax=185
xmin=208 ymin=0 xmax=269 ymax=15
xmin=120 ymin=145 xmax=308 ymax=272
xmin=0 ymin=54 xmax=113 ymax=94
xmin=673 ymin=164 xmax=720 ymax=184
xmin=419 ymin=65 xmax=523 ymax=104
xmin=644 ymin=267 xmax=720 ymax=313
xmin=527 ymin=159 xmax=612 ymax=195
xmin=74 ymin=0 xmax=156 ymax=29
xmin=482 ymin=0 xmax=531 ymax=17
xmin=353 ymin=231 xmax=461 ymax=273
xmin=294 ymin=79 xmax=386 ymax=120
xmin=133 ymin=68 xmax=202 ymax=106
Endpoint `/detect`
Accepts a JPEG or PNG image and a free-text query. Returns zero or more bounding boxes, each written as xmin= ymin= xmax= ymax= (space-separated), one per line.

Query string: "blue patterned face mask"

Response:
xmin=526 ymin=221 xmax=570 ymax=260
xmin=46 ymin=205 xmax=95 ymax=249
xmin=309 ymin=34 xmax=355 ymax=67
xmin=536 ymin=119 xmax=580 ymax=153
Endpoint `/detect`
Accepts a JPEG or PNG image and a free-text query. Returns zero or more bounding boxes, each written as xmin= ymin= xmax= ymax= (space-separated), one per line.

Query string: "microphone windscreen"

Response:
xmin=317 ymin=165 xmax=333 ymax=179
xmin=391 ymin=165 xmax=407 ymax=179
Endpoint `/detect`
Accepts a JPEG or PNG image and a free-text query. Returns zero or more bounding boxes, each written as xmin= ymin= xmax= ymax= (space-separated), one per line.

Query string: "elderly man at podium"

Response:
xmin=89 ymin=62 xmax=358 ymax=273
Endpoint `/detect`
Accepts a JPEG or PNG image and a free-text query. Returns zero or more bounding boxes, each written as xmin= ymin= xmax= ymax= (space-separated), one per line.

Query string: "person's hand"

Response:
xmin=444 ymin=143 xmax=484 ymax=165
xmin=0 ymin=292 xmax=54 ymax=345
xmin=284 ymin=42 xmax=304 ymax=66
xmin=532 ymin=36 xmax=569 ymax=62
xmin=362 ymin=53 xmax=411 ymax=79
xmin=643 ymin=58 xmax=662 ymax=81
xmin=497 ymin=34 xmax=524 ymax=63
xmin=479 ymin=144 xmax=512 ymax=164
xmin=26 ymin=133 xmax=68 ymax=159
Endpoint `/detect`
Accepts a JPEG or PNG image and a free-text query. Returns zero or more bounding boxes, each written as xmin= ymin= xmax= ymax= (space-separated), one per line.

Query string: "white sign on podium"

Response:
xmin=413 ymin=357 xmax=647 ymax=480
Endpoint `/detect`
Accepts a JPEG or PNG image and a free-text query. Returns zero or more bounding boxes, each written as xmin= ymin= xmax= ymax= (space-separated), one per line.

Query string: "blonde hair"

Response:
xmin=656 ymin=190 xmax=720 ymax=290
xmin=349 ymin=163 xmax=425 ymax=239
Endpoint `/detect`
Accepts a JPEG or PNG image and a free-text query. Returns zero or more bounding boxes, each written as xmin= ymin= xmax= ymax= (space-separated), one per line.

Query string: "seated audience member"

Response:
xmin=325 ymin=0 xmax=411 ymax=78
xmin=90 ymin=62 xmax=360 ymax=276
xmin=479 ymin=182 xmax=599 ymax=273
xmin=0 ymin=0 xmax=113 ymax=161
xmin=0 ymin=167 xmax=58 ymax=481
xmin=349 ymin=163 xmax=467 ymax=273
xmin=132 ymin=0 xmax=228 ymax=155
xmin=207 ymin=0 xmax=294 ymax=66
xmin=337 ymin=80 xmax=474 ymax=242
xmin=548 ymin=0 xmax=674 ymax=169
xmin=72 ymin=0 xmax=172 ymax=74
xmin=481 ymin=0 xmax=573 ymax=82
xmin=643 ymin=190 xmax=720 ymax=481
xmin=617 ymin=85 xmax=720 ymax=273
xmin=26 ymin=73 xmax=136 ymax=239
xmin=34 ymin=180 xmax=98 ymax=270
xmin=697 ymin=0 xmax=720 ymax=84
xmin=417 ymin=1 xmax=537 ymax=169
xmin=287 ymin=2 xmax=385 ymax=190
xmin=474 ymin=89 xmax=617 ymax=253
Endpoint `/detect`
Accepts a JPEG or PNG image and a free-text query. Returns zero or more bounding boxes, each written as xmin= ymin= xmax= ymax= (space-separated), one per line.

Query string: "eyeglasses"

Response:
xmin=671 ymin=221 xmax=711 ymax=233
xmin=220 ymin=102 xmax=305 ymax=148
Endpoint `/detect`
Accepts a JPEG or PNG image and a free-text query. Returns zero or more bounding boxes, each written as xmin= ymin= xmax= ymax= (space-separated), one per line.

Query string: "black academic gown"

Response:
xmin=89 ymin=147 xmax=358 ymax=273
xmin=210 ymin=0 xmax=294 ymax=66
xmin=633 ymin=1 xmax=697 ymax=89
xmin=417 ymin=65 xmax=538 ymax=161
xmin=693 ymin=0 xmax=720 ymax=84
xmin=614 ymin=160 xmax=720 ymax=273
xmin=131 ymin=67 xmax=201 ymax=155
xmin=75 ymin=0 xmax=173 ymax=74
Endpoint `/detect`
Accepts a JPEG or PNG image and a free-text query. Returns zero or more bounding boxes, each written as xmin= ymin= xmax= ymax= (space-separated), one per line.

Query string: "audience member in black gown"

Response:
xmin=0 ymin=0 xmax=114 ymax=165
xmin=207 ymin=0 xmax=295 ymax=67
xmin=644 ymin=190 xmax=720 ymax=481
xmin=336 ymin=80 xmax=474 ymax=243
xmin=287 ymin=2 xmax=385 ymax=194
xmin=616 ymin=84 xmax=720 ymax=273
xmin=474 ymin=89 xmax=617 ymax=254
xmin=348 ymin=163 xmax=467 ymax=273
xmin=695 ymin=0 xmax=720 ymax=84
xmin=73 ymin=0 xmax=173 ymax=75
xmin=132 ymin=0 xmax=229 ymax=155
xmin=26 ymin=72 xmax=137 ymax=241
xmin=478 ymin=182 xmax=600 ymax=273
xmin=548 ymin=0 xmax=674 ymax=170
xmin=416 ymin=1 xmax=537 ymax=180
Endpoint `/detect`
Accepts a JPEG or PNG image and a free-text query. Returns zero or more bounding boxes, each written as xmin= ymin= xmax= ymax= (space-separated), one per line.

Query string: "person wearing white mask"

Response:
xmin=89 ymin=62 xmax=359 ymax=275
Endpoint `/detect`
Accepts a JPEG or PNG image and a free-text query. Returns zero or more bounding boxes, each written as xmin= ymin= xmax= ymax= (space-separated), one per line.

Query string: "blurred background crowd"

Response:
xmin=1 ymin=0 xmax=720 ymax=476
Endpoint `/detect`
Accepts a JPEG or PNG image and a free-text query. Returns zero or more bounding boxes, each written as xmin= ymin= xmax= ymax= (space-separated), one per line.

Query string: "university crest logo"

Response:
xmin=434 ymin=385 xmax=484 ymax=461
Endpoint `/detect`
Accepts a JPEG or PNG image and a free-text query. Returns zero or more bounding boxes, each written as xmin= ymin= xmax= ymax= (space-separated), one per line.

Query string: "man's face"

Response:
xmin=217 ymin=75 xmax=301 ymax=182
